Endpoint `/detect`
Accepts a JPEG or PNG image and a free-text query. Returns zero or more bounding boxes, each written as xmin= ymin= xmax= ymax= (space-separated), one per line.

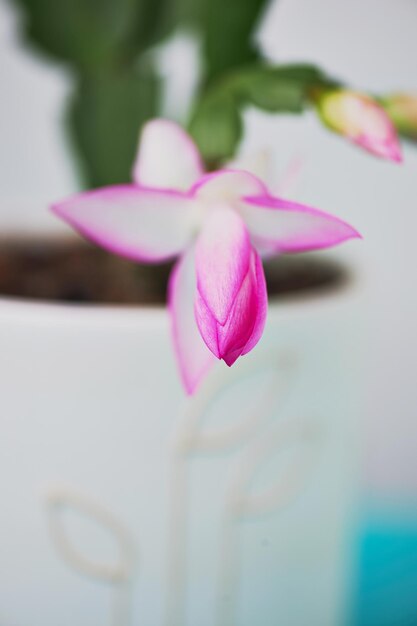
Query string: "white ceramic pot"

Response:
xmin=0 ymin=254 xmax=363 ymax=626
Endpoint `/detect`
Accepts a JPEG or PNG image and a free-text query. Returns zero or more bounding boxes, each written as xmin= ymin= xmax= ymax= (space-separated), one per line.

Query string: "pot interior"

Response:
xmin=0 ymin=236 xmax=349 ymax=306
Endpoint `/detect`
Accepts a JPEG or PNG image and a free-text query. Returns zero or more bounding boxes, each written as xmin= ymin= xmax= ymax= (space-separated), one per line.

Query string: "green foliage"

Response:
xmin=189 ymin=92 xmax=242 ymax=164
xmin=69 ymin=69 xmax=159 ymax=187
xmin=13 ymin=0 xmax=172 ymax=72
xmin=169 ymin=0 xmax=269 ymax=83
xmin=202 ymin=0 xmax=269 ymax=83
xmin=233 ymin=64 xmax=331 ymax=112
xmin=240 ymin=75 xmax=307 ymax=113
xmin=168 ymin=0 xmax=206 ymax=31
xmin=12 ymin=0 xmax=341 ymax=181
xmin=189 ymin=63 xmax=337 ymax=165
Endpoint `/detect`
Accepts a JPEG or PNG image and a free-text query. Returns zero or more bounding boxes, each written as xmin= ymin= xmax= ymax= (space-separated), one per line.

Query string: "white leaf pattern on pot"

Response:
xmin=166 ymin=351 xmax=297 ymax=626
xmin=216 ymin=416 xmax=323 ymax=626
xmin=45 ymin=486 xmax=136 ymax=626
xmin=173 ymin=351 xmax=296 ymax=455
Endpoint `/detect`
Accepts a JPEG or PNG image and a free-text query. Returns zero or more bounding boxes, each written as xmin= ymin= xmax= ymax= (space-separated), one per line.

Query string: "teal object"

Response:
xmin=354 ymin=504 xmax=417 ymax=626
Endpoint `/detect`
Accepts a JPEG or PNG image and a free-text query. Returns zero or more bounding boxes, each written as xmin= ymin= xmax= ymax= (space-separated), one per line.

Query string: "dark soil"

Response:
xmin=0 ymin=236 xmax=348 ymax=306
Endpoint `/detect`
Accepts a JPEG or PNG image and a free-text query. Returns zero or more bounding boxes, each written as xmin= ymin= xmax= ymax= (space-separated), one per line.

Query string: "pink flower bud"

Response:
xmin=316 ymin=89 xmax=402 ymax=162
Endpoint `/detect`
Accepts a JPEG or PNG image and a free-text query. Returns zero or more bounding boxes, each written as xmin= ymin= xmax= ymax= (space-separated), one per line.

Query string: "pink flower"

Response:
xmin=52 ymin=119 xmax=360 ymax=394
xmin=316 ymin=89 xmax=402 ymax=162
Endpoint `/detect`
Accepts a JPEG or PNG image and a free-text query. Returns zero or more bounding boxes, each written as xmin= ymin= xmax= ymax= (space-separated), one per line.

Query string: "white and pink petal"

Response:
xmin=191 ymin=169 xmax=267 ymax=204
xmin=168 ymin=248 xmax=215 ymax=395
xmin=239 ymin=194 xmax=361 ymax=255
xmin=195 ymin=243 xmax=267 ymax=367
xmin=195 ymin=207 xmax=251 ymax=325
xmin=216 ymin=248 xmax=267 ymax=366
xmin=240 ymin=250 xmax=267 ymax=357
xmin=132 ymin=119 xmax=204 ymax=191
xmin=51 ymin=185 xmax=199 ymax=263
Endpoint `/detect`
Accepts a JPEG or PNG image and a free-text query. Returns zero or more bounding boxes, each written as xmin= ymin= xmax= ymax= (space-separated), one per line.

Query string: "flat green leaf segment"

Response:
xmin=189 ymin=64 xmax=338 ymax=166
xmin=69 ymin=71 xmax=160 ymax=187
xmin=189 ymin=93 xmax=243 ymax=163
xmin=203 ymin=0 xmax=267 ymax=81
xmin=12 ymin=0 xmax=172 ymax=70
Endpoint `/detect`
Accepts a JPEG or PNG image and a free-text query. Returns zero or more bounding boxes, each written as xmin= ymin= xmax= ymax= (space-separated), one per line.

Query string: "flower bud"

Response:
xmin=316 ymin=89 xmax=402 ymax=162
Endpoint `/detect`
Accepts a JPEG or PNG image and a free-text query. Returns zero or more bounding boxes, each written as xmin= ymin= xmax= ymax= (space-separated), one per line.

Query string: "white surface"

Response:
xmin=0 ymin=0 xmax=416 ymax=494
xmin=0 ymin=284 xmax=361 ymax=626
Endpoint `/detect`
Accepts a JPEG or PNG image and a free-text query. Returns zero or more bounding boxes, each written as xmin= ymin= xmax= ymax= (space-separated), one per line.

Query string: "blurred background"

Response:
xmin=1 ymin=0 xmax=417 ymax=624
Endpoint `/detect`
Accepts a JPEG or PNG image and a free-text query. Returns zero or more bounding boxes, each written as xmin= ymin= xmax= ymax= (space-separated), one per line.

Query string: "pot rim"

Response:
xmin=0 ymin=232 xmax=361 ymax=325
xmin=0 ymin=276 xmax=360 ymax=332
